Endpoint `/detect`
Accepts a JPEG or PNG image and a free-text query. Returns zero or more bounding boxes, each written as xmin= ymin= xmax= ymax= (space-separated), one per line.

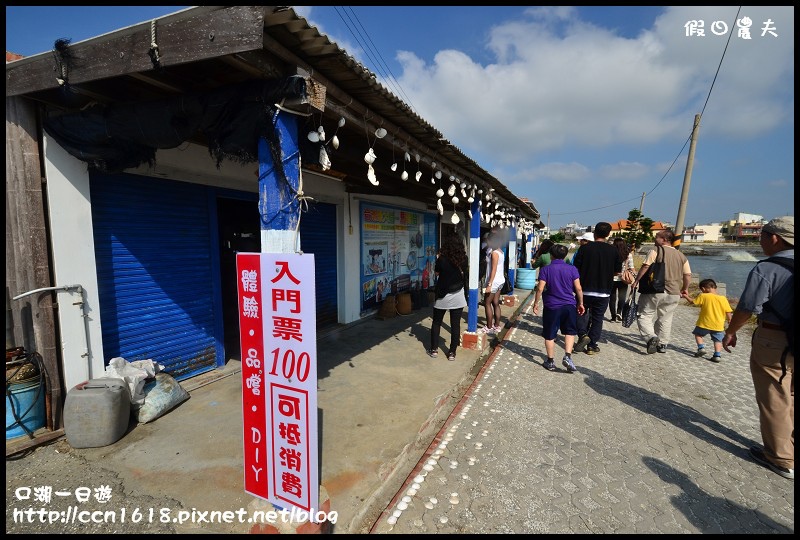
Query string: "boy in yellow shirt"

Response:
xmin=681 ymin=278 xmax=733 ymax=362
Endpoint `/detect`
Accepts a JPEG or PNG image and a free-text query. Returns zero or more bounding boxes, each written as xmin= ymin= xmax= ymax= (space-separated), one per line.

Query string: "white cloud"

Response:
xmin=599 ymin=162 xmax=650 ymax=181
xmin=387 ymin=6 xmax=793 ymax=168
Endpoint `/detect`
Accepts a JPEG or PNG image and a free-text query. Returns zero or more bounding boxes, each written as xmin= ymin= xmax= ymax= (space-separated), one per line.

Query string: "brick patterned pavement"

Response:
xmin=372 ymin=302 xmax=794 ymax=534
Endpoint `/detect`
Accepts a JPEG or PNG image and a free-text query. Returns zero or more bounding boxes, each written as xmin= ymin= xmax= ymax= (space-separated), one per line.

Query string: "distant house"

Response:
xmin=609 ymin=219 xmax=668 ymax=235
xmin=724 ymin=221 xmax=764 ymax=243
xmin=560 ymin=222 xmax=591 ymax=238
xmin=683 ymin=225 xmax=704 ymax=242
xmin=684 ymin=223 xmax=723 ymax=242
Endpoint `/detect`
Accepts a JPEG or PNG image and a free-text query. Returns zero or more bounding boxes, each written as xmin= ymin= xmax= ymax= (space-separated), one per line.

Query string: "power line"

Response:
xmin=552 ymin=6 xmax=742 ymax=220
xmin=333 ymin=7 xmax=417 ymax=114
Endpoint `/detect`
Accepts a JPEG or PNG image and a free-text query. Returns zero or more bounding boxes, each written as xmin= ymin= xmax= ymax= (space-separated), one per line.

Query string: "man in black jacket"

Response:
xmin=573 ymin=222 xmax=622 ymax=355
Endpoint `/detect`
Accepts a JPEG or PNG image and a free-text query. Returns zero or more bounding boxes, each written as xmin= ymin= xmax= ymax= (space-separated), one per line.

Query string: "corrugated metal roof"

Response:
xmin=5 ymin=5 xmax=539 ymax=223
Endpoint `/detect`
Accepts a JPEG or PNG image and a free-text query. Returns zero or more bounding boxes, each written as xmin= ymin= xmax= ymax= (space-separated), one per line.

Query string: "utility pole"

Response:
xmin=639 ymin=192 xmax=646 ymax=213
xmin=673 ymin=114 xmax=701 ymax=249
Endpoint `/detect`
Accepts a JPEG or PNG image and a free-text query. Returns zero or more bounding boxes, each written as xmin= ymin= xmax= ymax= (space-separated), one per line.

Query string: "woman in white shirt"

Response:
xmin=481 ymin=232 xmax=506 ymax=334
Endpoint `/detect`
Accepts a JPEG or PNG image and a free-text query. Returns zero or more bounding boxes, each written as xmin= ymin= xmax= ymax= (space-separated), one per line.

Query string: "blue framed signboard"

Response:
xmin=359 ymin=202 xmax=438 ymax=314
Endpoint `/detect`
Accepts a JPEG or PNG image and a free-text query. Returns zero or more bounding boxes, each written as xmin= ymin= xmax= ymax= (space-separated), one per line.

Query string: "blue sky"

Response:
xmin=7 ymin=6 xmax=794 ymax=230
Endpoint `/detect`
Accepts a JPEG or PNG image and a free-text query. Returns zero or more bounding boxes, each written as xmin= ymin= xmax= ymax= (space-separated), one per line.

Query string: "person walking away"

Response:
xmin=429 ymin=234 xmax=469 ymax=361
xmin=723 ymin=216 xmax=793 ymax=480
xmin=532 ymin=244 xmax=585 ymax=373
xmin=680 ymin=278 xmax=733 ymax=362
xmin=608 ymin=238 xmax=634 ymax=322
xmin=632 ymin=229 xmax=691 ymax=354
xmin=481 ymin=232 xmax=505 ymax=334
xmin=572 ymin=222 xmax=622 ymax=355
xmin=570 ymin=231 xmax=593 ymax=265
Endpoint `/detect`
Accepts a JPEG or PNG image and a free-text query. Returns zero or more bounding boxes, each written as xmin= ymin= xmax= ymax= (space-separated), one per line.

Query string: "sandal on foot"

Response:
xmin=427 ymin=349 xmax=438 ymax=358
xmin=447 ymin=352 xmax=456 ymax=361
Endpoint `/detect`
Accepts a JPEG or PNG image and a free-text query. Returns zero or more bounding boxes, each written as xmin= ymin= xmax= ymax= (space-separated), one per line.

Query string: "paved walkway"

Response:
xmin=6 ymin=293 xmax=794 ymax=534
xmin=372 ymin=301 xmax=794 ymax=534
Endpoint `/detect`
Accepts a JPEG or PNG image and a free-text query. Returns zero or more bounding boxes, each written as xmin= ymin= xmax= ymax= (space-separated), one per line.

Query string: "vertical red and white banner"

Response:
xmin=237 ymin=252 xmax=318 ymax=514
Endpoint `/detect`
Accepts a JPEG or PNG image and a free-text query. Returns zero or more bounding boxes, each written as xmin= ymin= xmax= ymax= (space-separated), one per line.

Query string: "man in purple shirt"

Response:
xmin=532 ymin=244 xmax=586 ymax=373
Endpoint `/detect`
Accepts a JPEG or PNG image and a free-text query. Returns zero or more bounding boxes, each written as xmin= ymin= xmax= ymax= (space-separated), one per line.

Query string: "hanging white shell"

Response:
xmin=307 ymin=131 xmax=320 ymax=142
xmin=401 ymin=170 xmax=409 ymax=181
xmin=364 ymin=148 xmax=376 ymax=164
xmin=468 ymin=209 xmax=473 ymax=219
xmin=317 ymin=126 xmax=325 ymax=141
xmin=436 ymin=188 xmax=444 ymax=198
xmin=451 ymin=213 xmax=460 ymax=224
xmin=435 ymin=171 xmax=442 ymax=180
xmin=390 ymin=163 xmax=397 ymax=171
xmin=437 ymin=199 xmax=444 ymax=215
xmin=447 ymin=184 xmax=456 ymax=197
xmin=405 ymin=151 xmax=411 ymax=161
xmin=415 ymin=153 xmax=420 ymax=162
xmin=367 ymin=164 xmax=379 ymax=185
xmin=451 ymin=196 xmax=459 ymax=204
xmin=338 ymin=117 xmax=346 ymax=127
xmin=415 ymin=171 xmax=422 ymax=181
xmin=319 ymin=146 xmax=331 ymax=171
xmin=461 ymin=188 xmax=467 ymax=198
xmin=331 ymin=135 xmax=340 ymax=150
xmin=467 ymin=196 xmax=474 ymax=203
xmin=375 ymin=128 xmax=387 ymax=139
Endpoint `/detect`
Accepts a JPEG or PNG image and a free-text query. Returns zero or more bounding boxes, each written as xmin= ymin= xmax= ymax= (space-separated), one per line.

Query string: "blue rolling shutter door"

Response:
xmin=299 ymin=202 xmax=338 ymax=328
xmin=91 ymin=173 xmax=219 ymax=380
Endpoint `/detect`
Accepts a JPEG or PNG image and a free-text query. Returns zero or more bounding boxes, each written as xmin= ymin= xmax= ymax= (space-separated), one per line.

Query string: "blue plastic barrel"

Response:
xmin=6 ymin=376 xmax=46 ymax=439
xmin=515 ymin=268 xmax=537 ymax=289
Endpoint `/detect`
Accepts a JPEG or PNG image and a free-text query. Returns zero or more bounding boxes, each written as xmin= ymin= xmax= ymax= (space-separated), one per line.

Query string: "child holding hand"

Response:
xmin=681 ymin=278 xmax=733 ymax=362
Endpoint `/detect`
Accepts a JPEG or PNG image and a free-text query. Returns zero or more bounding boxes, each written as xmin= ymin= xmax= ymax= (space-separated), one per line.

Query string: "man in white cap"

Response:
xmin=724 ymin=215 xmax=794 ymax=480
xmin=570 ymin=231 xmax=594 ymax=265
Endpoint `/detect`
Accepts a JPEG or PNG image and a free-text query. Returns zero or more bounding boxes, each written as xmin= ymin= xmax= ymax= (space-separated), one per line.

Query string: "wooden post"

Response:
xmin=6 ymin=96 xmax=62 ymax=429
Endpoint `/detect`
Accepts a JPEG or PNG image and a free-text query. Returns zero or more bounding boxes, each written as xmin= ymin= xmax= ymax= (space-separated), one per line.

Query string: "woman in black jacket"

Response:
xmin=429 ymin=234 xmax=468 ymax=361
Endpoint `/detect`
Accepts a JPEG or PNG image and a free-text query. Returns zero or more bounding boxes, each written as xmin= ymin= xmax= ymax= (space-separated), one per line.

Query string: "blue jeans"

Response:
xmin=577 ymin=295 xmax=611 ymax=347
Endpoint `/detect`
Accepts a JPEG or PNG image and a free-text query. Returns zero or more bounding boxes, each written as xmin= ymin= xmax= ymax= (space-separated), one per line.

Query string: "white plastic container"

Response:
xmin=64 ymin=378 xmax=131 ymax=448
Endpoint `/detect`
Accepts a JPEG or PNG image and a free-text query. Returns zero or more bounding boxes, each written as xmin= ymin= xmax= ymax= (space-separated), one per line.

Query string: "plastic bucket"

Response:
xmin=6 ymin=376 xmax=46 ymax=439
xmin=515 ymin=268 xmax=538 ymax=290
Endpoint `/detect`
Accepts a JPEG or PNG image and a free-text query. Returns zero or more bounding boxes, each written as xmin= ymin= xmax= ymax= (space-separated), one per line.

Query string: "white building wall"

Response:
xmin=43 ymin=135 xmax=106 ymax=392
xmin=43 ymin=135 xmax=434 ymax=387
xmin=733 ymin=212 xmax=762 ymax=224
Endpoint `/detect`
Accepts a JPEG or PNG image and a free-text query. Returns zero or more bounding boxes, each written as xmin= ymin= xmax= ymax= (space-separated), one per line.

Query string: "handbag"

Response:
xmin=638 ymin=245 xmax=665 ymax=294
xmin=621 ymin=288 xmax=638 ymax=328
xmin=621 ymin=267 xmax=636 ymax=285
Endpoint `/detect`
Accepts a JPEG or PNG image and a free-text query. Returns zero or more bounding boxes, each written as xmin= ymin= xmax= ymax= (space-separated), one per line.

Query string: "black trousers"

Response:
xmin=431 ymin=307 xmax=464 ymax=355
xmin=608 ymin=281 xmax=629 ymax=319
xmin=576 ymin=295 xmax=611 ymax=347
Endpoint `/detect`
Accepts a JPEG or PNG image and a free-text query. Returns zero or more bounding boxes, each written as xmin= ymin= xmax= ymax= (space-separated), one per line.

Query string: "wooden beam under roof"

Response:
xmin=6 ymin=6 xmax=265 ymax=97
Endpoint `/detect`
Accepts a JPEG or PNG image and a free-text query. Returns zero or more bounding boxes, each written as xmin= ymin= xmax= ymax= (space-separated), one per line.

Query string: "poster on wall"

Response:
xmin=360 ymin=202 xmax=438 ymax=314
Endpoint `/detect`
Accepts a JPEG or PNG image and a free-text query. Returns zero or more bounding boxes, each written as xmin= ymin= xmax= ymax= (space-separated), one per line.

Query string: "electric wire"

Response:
xmin=333 ymin=7 xmax=417 ymax=115
xmin=552 ymin=6 xmax=741 ymax=220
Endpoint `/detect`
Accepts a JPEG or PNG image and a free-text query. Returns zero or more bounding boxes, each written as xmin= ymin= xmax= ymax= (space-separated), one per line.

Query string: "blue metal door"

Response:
xmin=91 ymin=173 xmax=221 ymax=379
xmin=299 ymin=201 xmax=338 ymax=328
